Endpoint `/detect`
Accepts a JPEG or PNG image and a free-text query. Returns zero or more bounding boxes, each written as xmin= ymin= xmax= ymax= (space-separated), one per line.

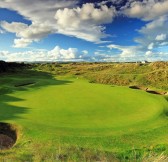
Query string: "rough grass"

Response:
xmin=34 ymin=62 xmax=168 ymax=90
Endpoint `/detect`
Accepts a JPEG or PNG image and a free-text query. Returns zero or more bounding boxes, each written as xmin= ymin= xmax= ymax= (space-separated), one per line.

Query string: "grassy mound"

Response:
xmin=34 ymin=62 xmax=168 ymax=90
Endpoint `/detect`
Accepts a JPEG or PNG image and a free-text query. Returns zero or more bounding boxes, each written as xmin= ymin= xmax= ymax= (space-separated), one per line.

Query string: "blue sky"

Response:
xmin=0 ymin=0 xmax=168 ymax=62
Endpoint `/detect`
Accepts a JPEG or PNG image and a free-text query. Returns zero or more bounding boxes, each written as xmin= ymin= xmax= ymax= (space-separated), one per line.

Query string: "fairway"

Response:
xmin=2 ymin=76 xmax=167 ymax=136
xmin=0 ymin=73 xmax=168 ymax=161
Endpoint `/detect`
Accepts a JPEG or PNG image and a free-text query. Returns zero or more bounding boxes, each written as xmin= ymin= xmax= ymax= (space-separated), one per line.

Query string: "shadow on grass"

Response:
xmin=0 ymin=95 xmax=27 ymax=121
xmin=165 ymin=96 xmax=168 ymax=102
xmin=164 ymin=96 xmax=168 ymax=117
xmin=0 ymin=69 xmax=72 ymax=121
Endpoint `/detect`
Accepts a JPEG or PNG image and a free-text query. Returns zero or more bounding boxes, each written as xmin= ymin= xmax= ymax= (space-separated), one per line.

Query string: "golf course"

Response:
xmin=0 ymin=64 xmax=168 ymax=161
xmin=1 ymin=0 xmax=168 ymax=160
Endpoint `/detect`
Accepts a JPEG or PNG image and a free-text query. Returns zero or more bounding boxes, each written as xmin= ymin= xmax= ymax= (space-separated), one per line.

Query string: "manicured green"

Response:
xmin=0 ymin=70 xmax=168 ymax=161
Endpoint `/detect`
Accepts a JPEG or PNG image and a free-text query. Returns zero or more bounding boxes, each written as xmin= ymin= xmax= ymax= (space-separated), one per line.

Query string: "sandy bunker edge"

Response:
xmin=0 ymin=122 xmax=18 ymax=150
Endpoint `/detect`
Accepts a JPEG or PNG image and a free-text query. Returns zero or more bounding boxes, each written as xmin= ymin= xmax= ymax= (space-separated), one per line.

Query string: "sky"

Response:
xmin=0 ymin=0 xmax=168 ymax=62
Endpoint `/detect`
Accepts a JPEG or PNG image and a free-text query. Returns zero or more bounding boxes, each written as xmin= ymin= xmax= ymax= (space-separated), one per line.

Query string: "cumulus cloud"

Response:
xmin=1 ymin=21 xmax=28 ymax=33
xmin=48 ymin=46 xmax=78 ymax=60
xmin=0 ymin=0 xmax=77 ymax=23
xmin=55 ymin=3 xmax=116 ymax=42
xmin=123 ymin=2 xmax=168 ymax=60
xmin=97 ymin=0 xmax=168 ymax=62
xmin=1 ymin=0 xmax=168 ymax=62
xmin=123 ymin=0 xmax=168 ymax=21
xmin=93 ymin=44 xmax=137 ymax=61
xmin=106 ymin=44 xmax=167 ymax=62
xmin=2 ymin=21 xmax=55 ymax=47
xmin=13 ymin=38 xmax=33 ymax=48
xmin=107 ymin=44 xmax=141 ymax=58
xmin=55 ymin=3 xmax=115 ymax=26
xmin=0 ymin=21 xmax=52 ymax=47
xmin=138 ymin=16 xmax=168 ymax=36
xmin=0 ymin=0 xmax=77 ymax=47
xmin=0 ymin=46 xmax=86 ymax=62
xmin=0 ymin=0 xmax=116 ymax=47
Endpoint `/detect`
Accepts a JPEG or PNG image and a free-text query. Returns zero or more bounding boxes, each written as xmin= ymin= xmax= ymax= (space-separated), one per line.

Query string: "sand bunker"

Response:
xmin=129 ymin=86 xmax=167 ymax=96
xmin=0 ymin=122 xmax=17 ymax=150
xmin=15 ymin=82 xmax=35 ymax=87
xmin=146 ymin=90 xmax=161 ymax=95
xmin=129 ymin=86 xmax=141 ymax=90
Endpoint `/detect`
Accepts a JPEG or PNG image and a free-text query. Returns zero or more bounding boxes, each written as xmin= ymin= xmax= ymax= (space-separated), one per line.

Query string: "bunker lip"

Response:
xmin=129 ymin=86 xmax=167 ymax=95
xmin=14 ymin=82 xmax=35 ymax=87
xmin=129 ymin=86 xmax=141 ymax=90
xmin=0 ymin=122 xmax=17 ymax=150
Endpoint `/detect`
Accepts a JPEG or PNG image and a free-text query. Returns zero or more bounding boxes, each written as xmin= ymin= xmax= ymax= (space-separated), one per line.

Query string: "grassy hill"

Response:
xmin=34 ymin=61 xmax=168 ymax=90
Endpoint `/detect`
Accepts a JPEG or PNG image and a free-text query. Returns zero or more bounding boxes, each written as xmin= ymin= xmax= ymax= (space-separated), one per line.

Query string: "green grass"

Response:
xmin=0 ymin=70 xmax=168 ymax=161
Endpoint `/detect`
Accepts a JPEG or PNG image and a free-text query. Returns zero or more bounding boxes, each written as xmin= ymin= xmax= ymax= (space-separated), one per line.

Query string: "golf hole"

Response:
xmin=0 ymin=122 xmax=17 ymax=150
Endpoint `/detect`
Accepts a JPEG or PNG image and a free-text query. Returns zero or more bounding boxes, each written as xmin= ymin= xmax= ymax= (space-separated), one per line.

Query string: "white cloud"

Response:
xmin=55 ymin=3 xmax=116 ymax=42
xmin=13 ymin=38 xmax=33 ymax=48
xmin=0 ymin=0 xmax=167 ymax=62
xmin=0 ymin=51 xmax=9 ymax=57
xmin=155 ymin=34 xmax=167 ymax=41
xmin=160 ymin=42 xmax=168 ymax=46
xmin=17 ymin=22 xmax=54 ymax=40
xmin=106 ymin=44 xmax=168 ymax=62
xmin=107 ymin=44 xmax=141 ymax=58
xmin=55 ymin=3 xmax=114 ymax=26
xmin=135 ymin=16 xmax=168 ymax=51
xmin=1 ymin=44 xmax=167 ymax=62
xmin=48 ymin=46 xmax=78 ymax=60
xmin=123 ymin=0 xmax=168 ymax=21
xmin=148 ymin=42 xmax=154 ymax=50
xmin=82 ymin=50 xmax=88 ymax=55
xmin=1 ymin=21 xmax=28 ymax=33
xmin=0 ymin=46 xmax=86 ymax=62
xmin=138 ymin=16 xmax=168 ymax=35
xmin=1 ymin=21 xmax=51 ymax=47
xmin=120 ymin=1 xmax=168 ymax=61
xmin=0 ymin=0 xmax=77 ymax=47
xmin=0 ymin=1 xmax=116 ymax=47
xmin=146 ymin=51 xmax=153 ymax=56
xmin=0 ymin=0 xmax=77 ymax=23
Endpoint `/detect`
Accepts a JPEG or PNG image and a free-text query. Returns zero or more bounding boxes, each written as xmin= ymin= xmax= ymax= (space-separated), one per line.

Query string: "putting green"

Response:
xmin=3 ymin=77 xmax=167 ymax=141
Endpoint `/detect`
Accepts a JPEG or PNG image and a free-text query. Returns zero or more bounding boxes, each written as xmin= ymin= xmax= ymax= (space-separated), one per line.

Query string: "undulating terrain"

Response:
xmin=0 ymin=61 xmax=168 ymax=161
